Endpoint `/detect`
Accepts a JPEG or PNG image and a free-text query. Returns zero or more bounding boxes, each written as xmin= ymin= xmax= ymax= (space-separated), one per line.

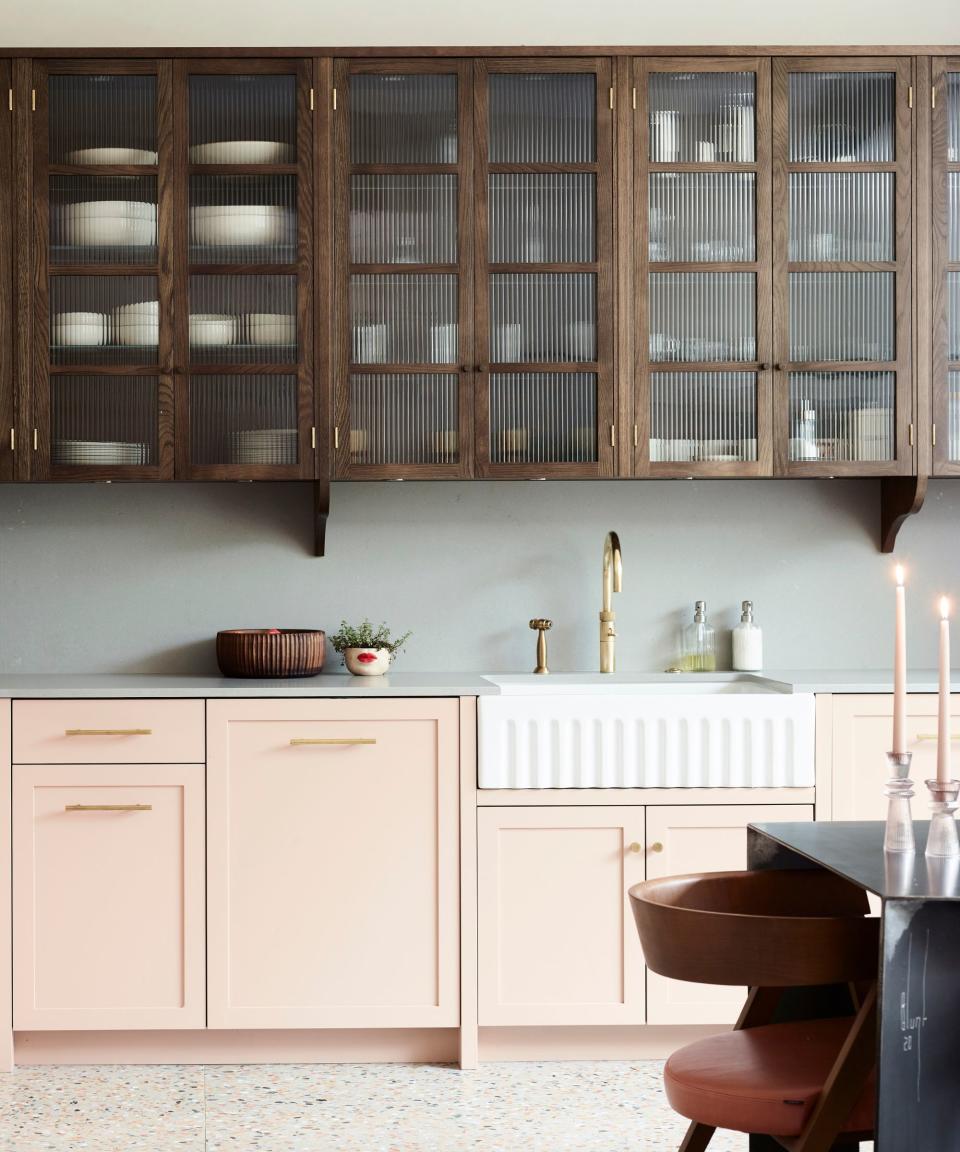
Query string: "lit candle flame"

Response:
xmin=895 ymin=564 xmax=905 ymax=586
xmin=941 ymin=596 xmax=951 ymax=620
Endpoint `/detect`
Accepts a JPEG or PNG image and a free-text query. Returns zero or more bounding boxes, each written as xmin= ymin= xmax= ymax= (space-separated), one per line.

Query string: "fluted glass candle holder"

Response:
xmin=925 ymin=779 xmax=960 ymax=858
xmin=884 ymin=751 xmax=915 ymax=853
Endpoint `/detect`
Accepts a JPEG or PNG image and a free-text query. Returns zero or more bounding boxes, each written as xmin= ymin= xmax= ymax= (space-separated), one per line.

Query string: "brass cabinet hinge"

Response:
xmin=632 ymin=87 xmax=637 ymax=110
xmin=332 ymin=87 xmax=337 ymax=111
xmin=309 ymin=87 xmax=315 ymax=111
xmin=609 ymin=86 xmax=614 ymax=110
xmin=909 ymin=422 xmax=915 ymax=446
xmin=908 ymin=85 xmax=913 ymax=109
xmin=334 ymin=425 xmax=340 ymax=450
xmin=311 ymin=425 xmax=316 ymax=450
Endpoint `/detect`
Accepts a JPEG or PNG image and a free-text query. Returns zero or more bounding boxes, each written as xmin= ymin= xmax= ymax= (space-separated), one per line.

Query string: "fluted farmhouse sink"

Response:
xmin=478 ymin=674 xmax=814 ymax=789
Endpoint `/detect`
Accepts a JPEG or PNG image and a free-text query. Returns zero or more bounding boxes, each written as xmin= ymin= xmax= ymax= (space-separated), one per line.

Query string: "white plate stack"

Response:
xmin=59 ymin=200 xmax=157 ymax=247
xmin=114 ymin=300 xmax=159 ymax=347
xmin=231 ymin=428 xmax=298 ymax=465
xmin=66 ymin=147 xmax=158 ymax=165
xmin=190 ymin=205 xmax=294 ymax=247
xmin=51 ymin=311 xmax=108 ymax=347
xmin=189 ymin=140 xmax=292 ymax=164
xmin=189 ymin=314 xmax=238 ymax=347
xmin=54 ymin=440 xmax=151 ymax=466
xmin=247 ymin=313 xmax=296 ymax=345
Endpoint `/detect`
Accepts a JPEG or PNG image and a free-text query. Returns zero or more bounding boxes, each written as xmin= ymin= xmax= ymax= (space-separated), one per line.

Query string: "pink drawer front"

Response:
xmin=13 ymin=700 xmax=205 ymax=764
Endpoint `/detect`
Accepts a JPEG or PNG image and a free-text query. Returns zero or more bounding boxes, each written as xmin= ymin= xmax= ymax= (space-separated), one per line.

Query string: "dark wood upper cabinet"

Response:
xmin=772 ymin=57 xmax=914 ymax=477
xmin=0 ymin=59 xmax=11 ymax=483
xmin=631 ymin=56 xmax=772 ymax=478
xmin=932 ymin=57 xmax=960 ymax=476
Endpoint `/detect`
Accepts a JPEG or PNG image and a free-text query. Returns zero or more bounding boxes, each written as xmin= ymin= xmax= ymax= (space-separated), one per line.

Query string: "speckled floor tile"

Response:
xmin=0 ymin=1064 xmax=205 ymax=1151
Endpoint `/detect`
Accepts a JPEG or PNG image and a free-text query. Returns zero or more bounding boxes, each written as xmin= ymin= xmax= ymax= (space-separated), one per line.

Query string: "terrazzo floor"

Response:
xmin=0 ymin=1060 xmax=751 ymax=1151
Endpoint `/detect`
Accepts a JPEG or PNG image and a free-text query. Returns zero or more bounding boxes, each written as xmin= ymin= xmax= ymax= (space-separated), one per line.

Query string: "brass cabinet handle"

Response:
xmin=650 ymin=841 xmax=664 ymax=853
xmin=627 ymin=842 xmax=643 ymax=854
xmin=916 ymin=733 xmax=960 ymax=741
xmin=65 ymin=804 xmax=152 ymax=813
xmin=289 ymin=737 xmax=377 ymax=746
xmin=65 ymin=728 xmax=153 ymax=737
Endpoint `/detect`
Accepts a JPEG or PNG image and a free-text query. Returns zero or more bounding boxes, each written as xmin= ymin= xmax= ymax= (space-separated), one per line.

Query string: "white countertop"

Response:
xmin=0 ymin=669 xmax=950 ymax=697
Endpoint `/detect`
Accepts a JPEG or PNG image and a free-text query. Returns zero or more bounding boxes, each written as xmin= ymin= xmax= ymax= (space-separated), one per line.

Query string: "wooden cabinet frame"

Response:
xmin=0 ymin=60 xmax=12 ymax=484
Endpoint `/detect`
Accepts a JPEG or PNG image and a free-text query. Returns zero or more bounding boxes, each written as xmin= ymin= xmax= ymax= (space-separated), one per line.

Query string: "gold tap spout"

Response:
xmin=600 ymin=531 xmax=622 ymax=673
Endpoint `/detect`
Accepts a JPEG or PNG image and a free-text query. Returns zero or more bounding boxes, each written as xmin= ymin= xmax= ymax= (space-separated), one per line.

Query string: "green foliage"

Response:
xmin=330 ymin=618 xmax=412 ymax=658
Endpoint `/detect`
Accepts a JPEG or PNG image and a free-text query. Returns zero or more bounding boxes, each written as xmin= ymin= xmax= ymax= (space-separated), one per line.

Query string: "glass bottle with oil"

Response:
xmin=680 ymin=601 xmax=716 ymax=672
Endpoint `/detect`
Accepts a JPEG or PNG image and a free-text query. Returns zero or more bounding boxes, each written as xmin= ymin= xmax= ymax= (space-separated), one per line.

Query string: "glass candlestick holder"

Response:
xmin=925 ymin=779 xmax=960 ymax=858
xmin=884 ymin=751 xmax=915 ymax=853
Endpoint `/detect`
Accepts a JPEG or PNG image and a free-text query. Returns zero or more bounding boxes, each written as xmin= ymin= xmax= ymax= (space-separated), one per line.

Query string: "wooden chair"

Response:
xmin=629 ymin=869 xmax=880 ymax=1152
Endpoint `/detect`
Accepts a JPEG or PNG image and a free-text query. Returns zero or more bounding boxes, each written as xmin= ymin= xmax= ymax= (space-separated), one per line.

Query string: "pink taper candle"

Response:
xmin=893 ymin=565 xmax=907 ymax=754
xmin=938 ymin=597 xmax=952 ymax=784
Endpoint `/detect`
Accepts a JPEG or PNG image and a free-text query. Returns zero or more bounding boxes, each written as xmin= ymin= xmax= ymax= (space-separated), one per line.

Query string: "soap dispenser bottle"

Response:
xmin=732 ymin=600 xmax=763 ymax=671
xmin=681 ymin=601 xmax=716 ymax=672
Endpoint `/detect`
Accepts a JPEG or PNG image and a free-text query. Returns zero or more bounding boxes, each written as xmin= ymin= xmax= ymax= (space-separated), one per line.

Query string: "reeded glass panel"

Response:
xmin=351 ymin=274 xmax=457 ymax=364
xmin=190 ymin=374 xmax=298 ymax=466
xmin=947 ymin=73 xmax=959 ymax=162
xmin=490 ymin=274 xmax=596 ymax=362
xmin=650 ymin=372 xmax=758 ymax=462
xmin=50 ymin=275 xmax=159 ymax=365
xmin=488 ymin=74 xmax=595 ymax=164
xmin=789 ymin=273 xmax=895 ymax=361
xmin=648 ymin=273 xmax=756 ymax=362
xmin=789 ymin=371 xmax=895 ymax=461
xmin=52 ymin=375 xmax=157 ymax=466
xmin=948 ymin=372 xmax=960 ymax=461
xmin=949 ymin=273 xmax=960 ymax=361
xmin=789 ymin=173 xmax=894 ymax=261
xmin=50 ymin=175 xmax=157 ymax=264
xmin=648 ymin=173 xmax=755 ymax=262
xmin=350 ymin=75 xmax=458 ymax=165
xmin=49 ymin=75 xmax=157 ymax=165
xmin=949 ymin=173 xmax=960 ymax=263
xmin=490 ymin=174 xmax=596 ymax=263
xmin=189 ymin=74 xmax=296 ymax=164
xmin=788 ymin=72 xmax=894 ymax=163
xmin=189 ymin=174 xmax=296 ymax=264
xmin=648 ymin=72 xmax=755 ymax=163
xmin=350 ymin=175 xmax=457 ymax=264
xmin=349 ymin=374 xmax=459 ymax=465
xmin=489 ymin=373 xmax=597 ymax=463
xmin=189 ymin=275 xmax=297 ymax=364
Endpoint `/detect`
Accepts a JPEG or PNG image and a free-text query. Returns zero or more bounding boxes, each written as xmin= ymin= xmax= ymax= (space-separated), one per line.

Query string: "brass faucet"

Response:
xmin=529 ymin=618 xmax=552 ymax=675
xmin=600 ymin=531 xmax=622 ymax=673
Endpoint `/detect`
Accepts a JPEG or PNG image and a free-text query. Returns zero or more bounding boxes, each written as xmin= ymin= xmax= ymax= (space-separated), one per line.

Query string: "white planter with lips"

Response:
xmin=343 ymin=648 xmax=392 ymax=677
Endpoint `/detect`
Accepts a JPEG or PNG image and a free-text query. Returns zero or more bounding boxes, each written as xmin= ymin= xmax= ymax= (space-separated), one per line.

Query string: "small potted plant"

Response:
xmin=331 ymin=618 xmax=412 ymax=677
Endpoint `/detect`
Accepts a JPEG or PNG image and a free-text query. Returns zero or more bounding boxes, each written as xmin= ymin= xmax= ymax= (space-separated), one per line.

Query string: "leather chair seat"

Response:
xmin=664 ymin=1018 xmax=875 ymax=1137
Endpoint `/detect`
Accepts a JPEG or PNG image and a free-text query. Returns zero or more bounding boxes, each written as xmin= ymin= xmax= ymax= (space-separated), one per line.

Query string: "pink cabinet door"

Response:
xmin=644 ymin=803 xmax=814 ymax=1025
xmin=478 ymin=806 xmax=646 ymax=1026
xmin=13 ymin=763 xmax=205 ymax=1030
xmin=0 ymin=703 xmax=11 ymax=1068
xmin=206 ymin=699 xmax=460 ymax=1028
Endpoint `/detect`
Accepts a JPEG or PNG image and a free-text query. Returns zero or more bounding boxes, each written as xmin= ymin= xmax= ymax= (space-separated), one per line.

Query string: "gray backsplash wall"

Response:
xmin=0 ymin=479 xmax=957 ymax=675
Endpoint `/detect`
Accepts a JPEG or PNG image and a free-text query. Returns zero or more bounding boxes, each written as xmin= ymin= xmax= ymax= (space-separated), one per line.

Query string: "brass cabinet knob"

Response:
xmin=650 ymin=841 xmax=664 ymax=853
xmin=627 ymin=841 xmax=643 ymax=854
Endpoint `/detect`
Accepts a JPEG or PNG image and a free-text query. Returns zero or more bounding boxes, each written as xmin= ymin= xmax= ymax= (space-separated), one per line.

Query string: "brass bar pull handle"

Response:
xmin=289 ymin=737 xmax=377 ymax=746
xmin=916 ymin=734 xmax=960 ymax=741
xmin=65 ymin=728 xmax=153 ymax=737
xmin=65 ymin=804 xmax=152 ymax=813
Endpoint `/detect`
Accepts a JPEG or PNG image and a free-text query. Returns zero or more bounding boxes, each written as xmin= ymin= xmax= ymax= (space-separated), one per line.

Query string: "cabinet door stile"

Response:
xmin=0 ymin=59 xmax=11 ymax=484
xmin=931 ymin=57 xmax=960 ymax=475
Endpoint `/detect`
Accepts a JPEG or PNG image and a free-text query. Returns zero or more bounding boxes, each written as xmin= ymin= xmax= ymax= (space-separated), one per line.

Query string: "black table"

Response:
xmin=749 ymin=821 xmax=960 ymax=1152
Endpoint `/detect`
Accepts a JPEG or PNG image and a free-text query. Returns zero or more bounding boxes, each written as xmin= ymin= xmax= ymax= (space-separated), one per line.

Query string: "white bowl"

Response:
xmin=66 ymin=147 xmax=158 ymax=165
xmin=190 ymin=204 xmax=288 ymax=217
xmin=61 ymin=200 xmax=157 ymax=220
xmin=189 ymin=314 xmax=237 ymax=346
xmin=190 ymin=210 xmax=292 ymax=246
xmin=116 ymin=320 xmax=159 ymax=347
xmin=189 ymin=140 xmax=292 ymax=164
xmin=52 ymin=311 xmax=106 ymax=328
xmin=62 ymin=217 xmax=156 ymax=246
xmin=51 ymin=315 xmax=107 ymax=347
xmin=114 ymin=300 xmax=160 ymax=319
xmin=246 ymin=313 xmax=296 ymax=345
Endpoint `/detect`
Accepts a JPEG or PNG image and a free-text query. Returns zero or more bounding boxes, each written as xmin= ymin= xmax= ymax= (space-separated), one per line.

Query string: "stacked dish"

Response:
xmin=189 ymin=140 xmax=292 ymax=164
xmin=114 ymin=300 xmax=159 ymax=347
xmin=189 ymin=205 xmax=293 ymax=247
xmin=247 ymin=313 xmax=296 ymax=345
xmin=51 ymin=311 xmax=108 ymax=347
xmin=54 ymin=440 xmax=151 ymax=466
xmin=231 ymin=428 xmax=297 ymax=465
xmin=189 ymin=314 xmax=238 ymax=347
xmin=66 ymin=147 xmax=158 ymax=165
xmin=59 ymin=200 xmax=157 ymax=247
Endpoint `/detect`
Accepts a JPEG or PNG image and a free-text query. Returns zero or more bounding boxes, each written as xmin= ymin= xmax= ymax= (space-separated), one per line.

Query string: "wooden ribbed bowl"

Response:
xmin=216 ymin=629 xmax=326 ymax=678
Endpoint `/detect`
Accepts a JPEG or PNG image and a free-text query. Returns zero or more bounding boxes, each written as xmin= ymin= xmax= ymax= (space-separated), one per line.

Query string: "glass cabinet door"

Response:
xmin=476 ymin=59 xmax=614 ymax=476
xmin=175 ymin=60 xmax=314 ymax=478
xmin=335 ymin=61 xmax=472 ymax=478
xmin=635 ymin=58 xmax=771 ymax=476
xmin=32 ymin=61 xmax=172 ymax=478
xmin=932 ymin=59 xmax=960 ymax=474
xmin=773 ymin=58 xmax=913 ymax=475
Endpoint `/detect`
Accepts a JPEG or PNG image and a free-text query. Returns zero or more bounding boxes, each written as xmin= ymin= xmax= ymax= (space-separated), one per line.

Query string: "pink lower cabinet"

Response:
xmin=12 ymin=763 xmax=206 ymax=1030
xmin=478 ymin=807 xmax=647 ymax=1026
xmin=206 ymin=699 xmax=460 ymax=1029
xmin=644 ymin=803 xmax=814 ymax=1025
